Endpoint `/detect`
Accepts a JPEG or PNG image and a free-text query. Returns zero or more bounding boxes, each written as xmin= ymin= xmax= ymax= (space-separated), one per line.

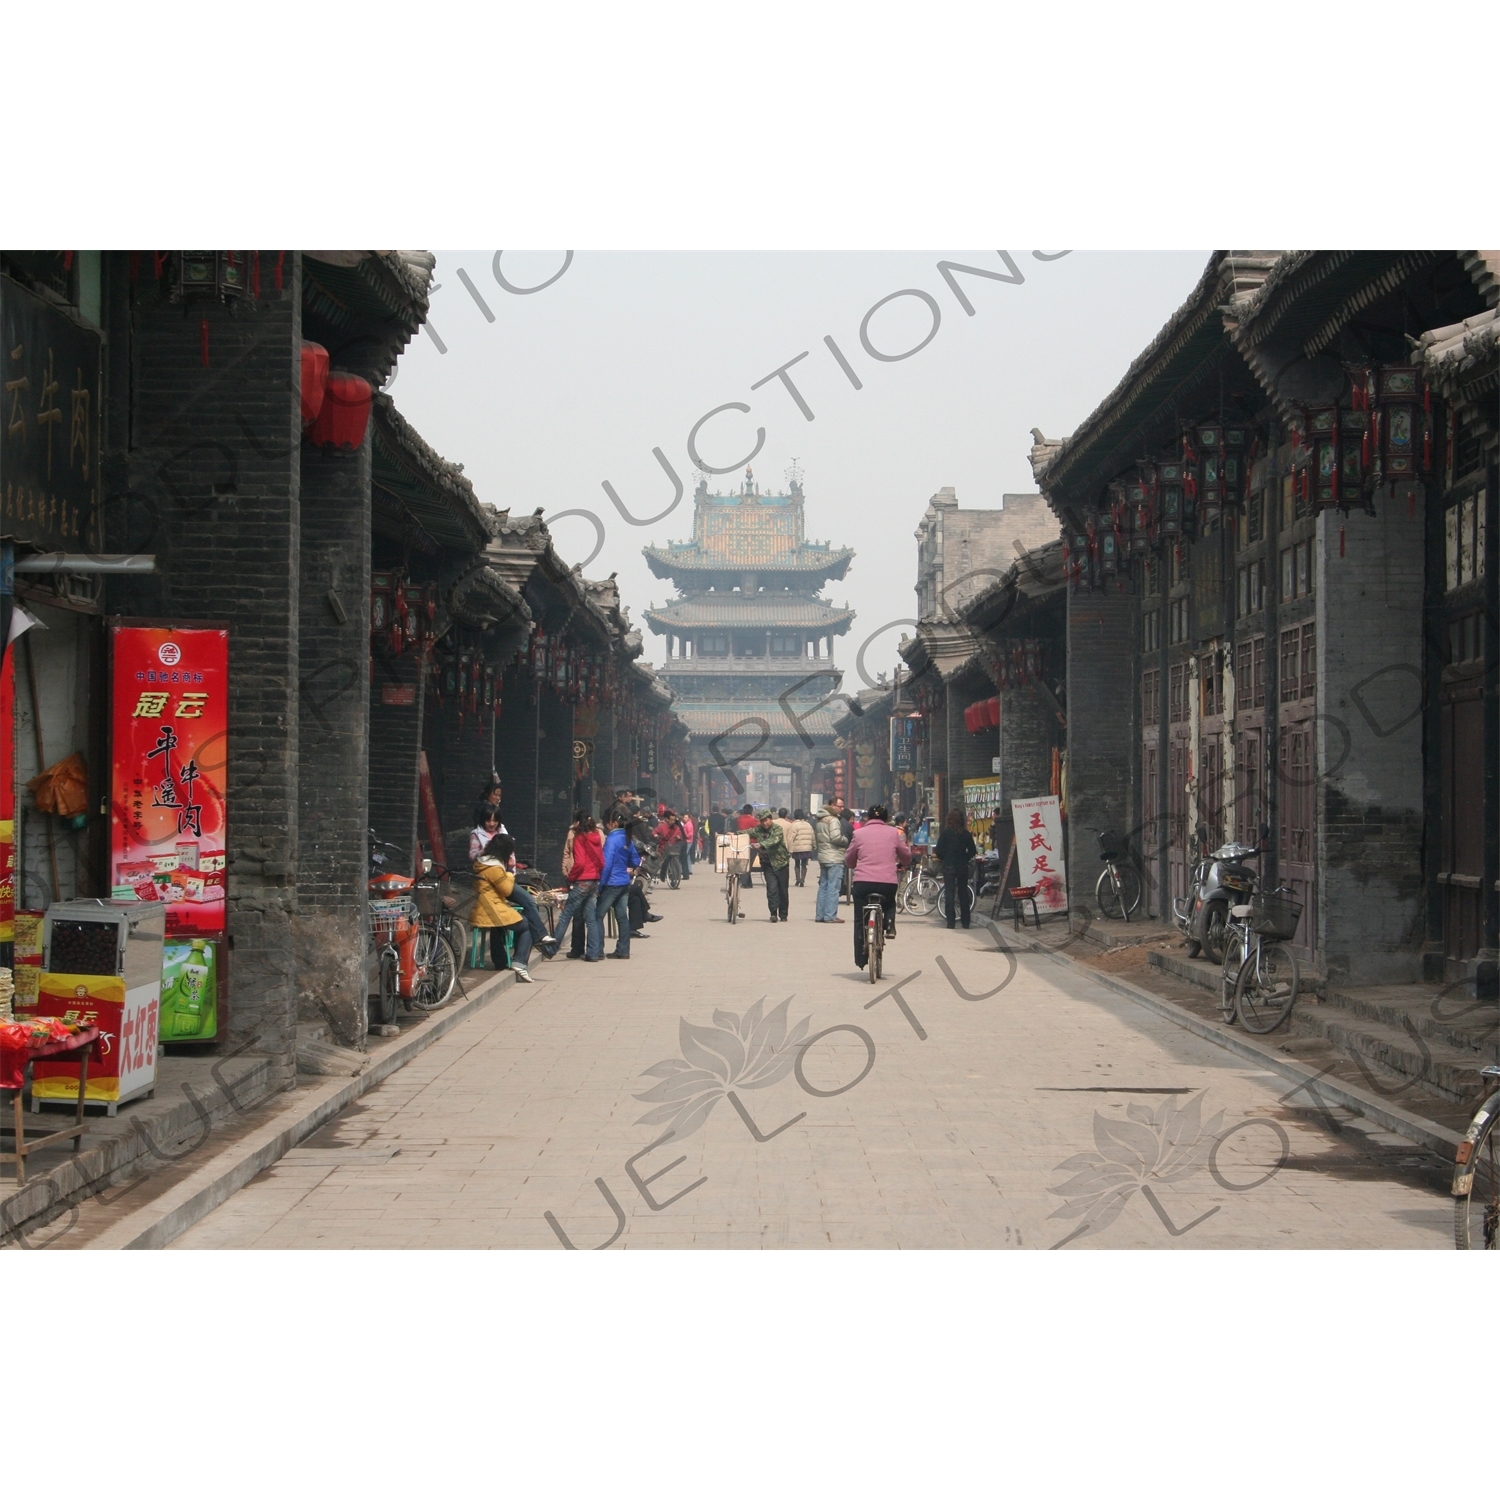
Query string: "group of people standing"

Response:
xmin=463 ymin=769 xmax=988 ymax=983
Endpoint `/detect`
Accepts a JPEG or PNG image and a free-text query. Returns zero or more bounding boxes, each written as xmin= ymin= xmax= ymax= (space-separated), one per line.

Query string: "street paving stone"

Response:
xmin=174 ymin=870 xmax=1455 ymax=1249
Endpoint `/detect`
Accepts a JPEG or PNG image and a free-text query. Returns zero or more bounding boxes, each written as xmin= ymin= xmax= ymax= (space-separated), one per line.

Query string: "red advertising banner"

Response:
xmin=1 ymin=640 xmax=14 ymax=948
xmin=109 ymin=623 xmax=229 ymax=938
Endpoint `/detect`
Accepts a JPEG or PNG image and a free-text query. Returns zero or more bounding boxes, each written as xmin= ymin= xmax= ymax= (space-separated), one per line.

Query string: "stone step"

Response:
xmin=1147 ymin=948 xmax=1494 ymax=1108
xmin=1318 ymin=982 xmax=1498 ymax=1055
xmin=1285 ymin=1001 xmax=1491 ymax=1107
xmin=297 ymin=1020 xmax=330 ymax=1045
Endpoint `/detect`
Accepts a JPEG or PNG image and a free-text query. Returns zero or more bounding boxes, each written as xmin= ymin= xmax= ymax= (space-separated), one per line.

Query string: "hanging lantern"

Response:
xmin=1380 ymin=364 xmax=1416 ymax=477
xmin=1126 ymin=480 xmax=1154 ymax=555
xmin=1305 ymin=406 xmax=1342 ymax=507
xmin=173 ymin=251 xmax=251 ymax=304
xmin=300 ymin=342 xmax=329 ymax=427
xmin=371 ymin=572 xmax=393 ymax=643
xmin=308 ymin=371 xmax=373 ymax=449
xmin=1024 ymin=640 xmax=1042 ymax=682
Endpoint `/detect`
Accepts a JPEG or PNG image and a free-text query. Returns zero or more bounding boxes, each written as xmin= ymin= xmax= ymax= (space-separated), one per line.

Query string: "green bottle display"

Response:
xmin=160 ymin=939 xmax=218 ymax=1041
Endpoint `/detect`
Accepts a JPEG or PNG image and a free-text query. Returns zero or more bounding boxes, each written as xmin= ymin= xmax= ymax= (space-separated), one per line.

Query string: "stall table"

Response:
xmin=1 ymin=1020 xmax=99 ymax=1185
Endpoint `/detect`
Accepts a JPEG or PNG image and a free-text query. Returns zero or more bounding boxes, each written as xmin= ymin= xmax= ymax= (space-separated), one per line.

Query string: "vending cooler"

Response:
xmin=33 ymin=899 xmax=163 ymax=1114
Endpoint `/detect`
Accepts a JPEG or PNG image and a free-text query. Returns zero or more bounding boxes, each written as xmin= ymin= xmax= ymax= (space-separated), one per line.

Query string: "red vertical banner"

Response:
xmin=0 ymin=640 xmax=14 ymax=950
xmin=418 ymin=751 xmax=444 ymax=868
xmin=109 ymin=623 xmax=229 ymax=939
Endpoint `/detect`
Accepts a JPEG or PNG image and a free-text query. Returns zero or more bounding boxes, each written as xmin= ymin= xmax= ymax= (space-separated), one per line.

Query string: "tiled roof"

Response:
xmin=671 ymin=702 xmax=843 ymax=737
xmin=643 ymin=543 xmax=854 ymax=581
xmin=644 ymin=598 xmax=855 ymax=630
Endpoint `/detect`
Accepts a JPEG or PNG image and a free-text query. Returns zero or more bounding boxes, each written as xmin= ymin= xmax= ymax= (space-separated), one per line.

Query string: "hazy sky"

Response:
xmin=390 ymin=251 xmax=1208 ymax=679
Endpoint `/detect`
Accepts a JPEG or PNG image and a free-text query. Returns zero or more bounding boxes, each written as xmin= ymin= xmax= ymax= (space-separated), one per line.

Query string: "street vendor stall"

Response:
xmin=1 ymin=1016 xmax=99 ymax=1184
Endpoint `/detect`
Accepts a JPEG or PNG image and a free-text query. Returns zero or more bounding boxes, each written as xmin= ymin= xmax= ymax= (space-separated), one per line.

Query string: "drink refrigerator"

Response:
xmin=32 ymin=899 xmax=163 ymax=1114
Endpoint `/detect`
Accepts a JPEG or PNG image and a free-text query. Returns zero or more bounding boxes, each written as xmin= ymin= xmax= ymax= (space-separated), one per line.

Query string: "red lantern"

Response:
xmin=307 ymin=371 xmax=373 ymax=448
xmin=300 ymin=342 xmax=329 ymax=427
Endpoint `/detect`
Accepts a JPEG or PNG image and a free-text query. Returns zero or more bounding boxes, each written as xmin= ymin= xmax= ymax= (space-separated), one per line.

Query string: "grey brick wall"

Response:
xmin=1316 ymin=494 xmax=1426 ymax=983
xmin=107 ymin=253 xmax=304 ymax=1087
xmin=294 ymin=436 xmax=371 ymax=1044
xmin=367 ymin=646 xmax=425 ymax=872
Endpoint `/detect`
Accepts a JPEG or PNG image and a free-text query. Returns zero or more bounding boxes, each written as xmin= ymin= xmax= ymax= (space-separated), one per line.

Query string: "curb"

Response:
xmin=77 ymin=968 xmax=515 ymax=1250
xmin=980 ymin=916 xmax=1464 ymax=1157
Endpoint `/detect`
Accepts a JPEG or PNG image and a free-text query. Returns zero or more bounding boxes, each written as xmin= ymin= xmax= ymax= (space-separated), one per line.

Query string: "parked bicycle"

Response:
xmin=901 ymin=859 xmax=940 ymax=916
xmin=1092 ymin=827 xmax=1142 ymax=921
xmin=411 ymin=859 xmax=462 ymax=1009
xmin=1219 ymin=884 xmax=1302 ymax=1033
xmin=1453 ymin=1063 xmax=1500 ymax=1249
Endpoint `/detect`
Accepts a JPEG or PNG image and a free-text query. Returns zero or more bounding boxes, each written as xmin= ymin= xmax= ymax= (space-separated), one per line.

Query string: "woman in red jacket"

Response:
xmin=553 ymin=813 xmax=605 ymax=961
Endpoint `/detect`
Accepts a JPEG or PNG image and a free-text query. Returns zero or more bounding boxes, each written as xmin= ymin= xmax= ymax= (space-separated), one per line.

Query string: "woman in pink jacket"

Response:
xmin=843 ymin=805 xmax=912 ymax=970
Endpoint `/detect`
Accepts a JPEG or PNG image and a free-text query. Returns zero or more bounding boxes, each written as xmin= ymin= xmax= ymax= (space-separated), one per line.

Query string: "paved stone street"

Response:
xmin=175 ymin=872 xmax=1454 ymax=1250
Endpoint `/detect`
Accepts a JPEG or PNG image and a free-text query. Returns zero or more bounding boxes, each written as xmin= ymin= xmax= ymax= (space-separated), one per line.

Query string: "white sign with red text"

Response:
xmin=1011 ymin=795 xmax=1067 ymax=914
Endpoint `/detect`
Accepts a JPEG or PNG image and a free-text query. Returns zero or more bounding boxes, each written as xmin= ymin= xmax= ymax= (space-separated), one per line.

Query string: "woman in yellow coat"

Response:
xmin=472 ymin=833 xmax=534 ymax=982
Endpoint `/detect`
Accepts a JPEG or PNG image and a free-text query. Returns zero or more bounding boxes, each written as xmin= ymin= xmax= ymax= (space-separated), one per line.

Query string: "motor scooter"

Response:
xmin=1173 ymin=829 xmax=1262 ymax=963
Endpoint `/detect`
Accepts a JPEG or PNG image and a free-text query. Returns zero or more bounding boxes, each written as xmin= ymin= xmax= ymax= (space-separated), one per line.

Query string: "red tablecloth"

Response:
xmin=0 ymin=1021 xmax=99 ymax=1091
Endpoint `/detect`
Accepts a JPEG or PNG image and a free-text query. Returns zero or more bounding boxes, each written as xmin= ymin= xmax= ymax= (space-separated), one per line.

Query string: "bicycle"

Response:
xmin=1453 ymin=1063 xmax=1500 ymax=1249
xmin=1092 ymin=828 xmax=1142 ymax=921
xmin=725 ymin=854 xmax=746 ymax=924
xmin=901 ymin=859 xmax=940 ymax=916
xmin=410 ymin=862 xmax=460 ymax=1010
xmin=863 ymin=894 xmax=887 ymax=983
xmin=1221 ymin=886 xmax=1302 ymax=1033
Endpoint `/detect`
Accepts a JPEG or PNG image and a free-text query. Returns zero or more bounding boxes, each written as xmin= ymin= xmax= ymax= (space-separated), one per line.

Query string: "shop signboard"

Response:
xmin=1011 ymin=794 xmax=1068 ymax=915
xmin=109 ymin=622 xmax=229 ymax=938
xmin=962 ymin=775 xmax=1003 ymax=844
xmin=0 ymin=274 xmax=103 ymax=553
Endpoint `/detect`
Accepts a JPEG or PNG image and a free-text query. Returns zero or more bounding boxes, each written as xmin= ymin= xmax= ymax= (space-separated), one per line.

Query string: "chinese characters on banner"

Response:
xmin=110 ymin=624 xmax=229 ymax=938
xmin=1011 ymin=794 xmax=1068 ymax=915
xmin=1 ymin=274 xmax=104 ymax=553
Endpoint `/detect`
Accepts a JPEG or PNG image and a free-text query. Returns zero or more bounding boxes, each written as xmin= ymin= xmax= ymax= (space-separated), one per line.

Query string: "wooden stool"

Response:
xmin=1010 ymin=886 xmax=1041 ymax=931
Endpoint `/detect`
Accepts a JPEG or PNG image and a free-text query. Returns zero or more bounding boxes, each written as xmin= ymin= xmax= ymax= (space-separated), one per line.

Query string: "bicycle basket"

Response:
xmin=1096 ymin=829 xmax=1123 ymax=861
xmin=412 ymin=882 xmax=443 ymax=918
xmin=1249 ymin=890 xmax=1302 ymax=941
xmin=370 ymin=895 xmax=415 ymax=943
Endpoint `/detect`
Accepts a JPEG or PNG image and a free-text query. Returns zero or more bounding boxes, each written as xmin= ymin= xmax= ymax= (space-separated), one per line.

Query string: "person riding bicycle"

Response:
xmin=933 ymin=809 xmax=979 ymax=929
xmin=843 ymin=805 xmax=911 ymax=970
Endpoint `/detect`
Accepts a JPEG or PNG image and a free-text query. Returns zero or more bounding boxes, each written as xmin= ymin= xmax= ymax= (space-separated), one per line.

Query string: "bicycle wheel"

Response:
xmin=669 ymin=858 xmax=681 ymax=890
xmin=727 ymin=879 xmax=739 ymax=924
xmin=907 ymin=871 xmax=939 ymax=916
xmin=1115 ymin=863 xmax=1142 ymax=917
xmin=1096 ymin=866 xmax=1126 ymax=920
xmin=1453 ymin=1092 xmax=1500 ymax=1249
xmin=374 ymin=949 xmax=399 ymax=1026
xmin=410 ymin=925 xmax=456 ymax=1011
xmin=1219 ymin=930 xmax=1245 ymax=1023
xmin=866 ymin=906 xmax=881 ymax=983
xmin=1234 ymin=940 xmax=1299 ymax=1033
xmin=448 ymin=916 xmax=471 ymax=970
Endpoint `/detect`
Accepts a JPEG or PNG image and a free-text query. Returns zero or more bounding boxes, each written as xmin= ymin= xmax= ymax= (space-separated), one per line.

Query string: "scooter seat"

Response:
xmin=1231 ymin=903 xmax=1251 ymax=918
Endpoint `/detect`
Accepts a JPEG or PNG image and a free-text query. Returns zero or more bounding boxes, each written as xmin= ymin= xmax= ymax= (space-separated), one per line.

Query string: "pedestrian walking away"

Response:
xmin=814 ymin=796 xmax=850 ymax=922
xmin=934 ymin=808 xmax=978 ymax=929
xmin=597 ymin=810 xmax=641 ymax=958
xmin=750 ymin=808 xmax=791 ymax=922
xmin=789 ymin=808 xmax=816 ymax=886
xmin=844 ymin=805 xmax=911 ymax=969
xmin=471 ymin=833 xmax=535 ymax=981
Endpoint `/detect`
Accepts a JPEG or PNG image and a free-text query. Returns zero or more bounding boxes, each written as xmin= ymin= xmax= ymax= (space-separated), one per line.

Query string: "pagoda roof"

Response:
xmin=671 ymin=702 xmax=843 ymax=738
xmin=643 ymin=542 xmax=853 ymax=581
xmin=644 ymin=597 xmax=855 ymax=632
